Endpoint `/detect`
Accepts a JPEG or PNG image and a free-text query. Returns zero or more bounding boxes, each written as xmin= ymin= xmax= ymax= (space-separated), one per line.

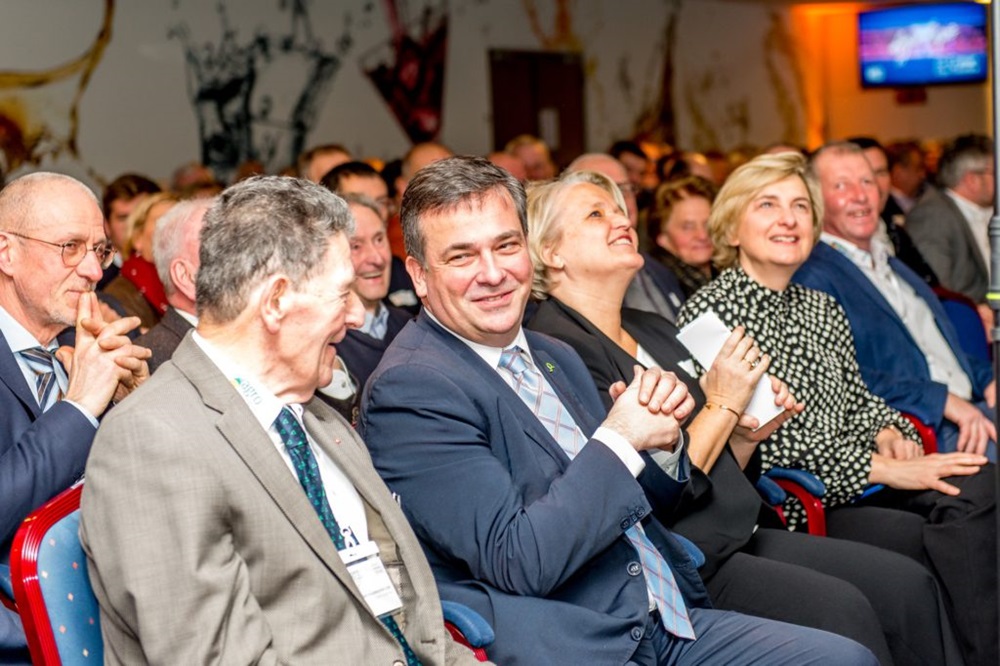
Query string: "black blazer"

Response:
xmin=528 ymin=297 xmax=772 ymax=577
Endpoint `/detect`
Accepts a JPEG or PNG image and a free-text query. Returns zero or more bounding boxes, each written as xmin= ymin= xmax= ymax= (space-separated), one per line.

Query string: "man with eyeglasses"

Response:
xmin=0 ymin=172 xmax=150 ymax=664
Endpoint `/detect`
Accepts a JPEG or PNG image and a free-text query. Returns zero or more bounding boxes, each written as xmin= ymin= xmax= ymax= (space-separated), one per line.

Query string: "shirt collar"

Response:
xmin=175 ymin=308 xmax=199 ymax=327
xmin=423 ymin=308 xmax=531 ymax=370
xmin=190 ymin=331 xmax=289 ymax=430
xmin=358 ymin=302 xmax=388 ymax=336
xmin=0 ymin=305 xmax=54 ymax=353
xmin=946 ymin=189 xmax=993 ymax=219
xmin=820 ymin=232 xmax=891 ymax=270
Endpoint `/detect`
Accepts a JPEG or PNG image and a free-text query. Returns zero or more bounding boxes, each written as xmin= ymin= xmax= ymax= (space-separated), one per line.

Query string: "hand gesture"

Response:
xmin=606 ymin=366 xmax=693 ymax=452
xmin=870 ymin=451 xmax=987 ymax=496
xmin=58 ymin=292 xmax=150 ymax=417
xmin=699 ymin=326 xmax=770 ymax=414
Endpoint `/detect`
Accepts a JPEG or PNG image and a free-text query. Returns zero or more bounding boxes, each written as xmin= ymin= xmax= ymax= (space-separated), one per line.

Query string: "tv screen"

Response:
xmin=858 ymin=2 xmax=988 ymax=88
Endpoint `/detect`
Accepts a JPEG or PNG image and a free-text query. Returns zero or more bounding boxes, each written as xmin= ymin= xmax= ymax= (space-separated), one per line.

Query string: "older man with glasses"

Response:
xmin=0 ymin=172 xmax=150 ymax=664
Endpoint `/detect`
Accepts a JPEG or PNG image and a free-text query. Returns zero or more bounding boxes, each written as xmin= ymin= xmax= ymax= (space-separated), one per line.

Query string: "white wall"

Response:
xmin=0 ymin=0 xmax=986 ymax=191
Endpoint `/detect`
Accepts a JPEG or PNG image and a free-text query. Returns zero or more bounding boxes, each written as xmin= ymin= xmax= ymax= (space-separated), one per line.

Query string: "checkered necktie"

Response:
xmin=273 ymin=407 xmax=422 ymax=665
xmin=19 ymin=347 xmax=62 ymax=411
xmin=499 ymin=346 xmax=696 ymax=640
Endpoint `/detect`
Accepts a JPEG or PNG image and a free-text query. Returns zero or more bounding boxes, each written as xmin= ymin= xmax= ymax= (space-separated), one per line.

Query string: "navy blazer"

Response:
xmin=528 ymin=299 xmax=769 ymax=579
xmin=360 ymin=313 xmax=709 ymax=665
xmin=0 ymin=329 xmax=96 ymax=650
xmin=793 ymin=242 xmax=992 ymax=427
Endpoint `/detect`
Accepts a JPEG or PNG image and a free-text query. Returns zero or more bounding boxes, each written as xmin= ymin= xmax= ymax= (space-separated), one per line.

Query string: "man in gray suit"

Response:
xmin=80 ymin=177 xmax=484 ymax=665
xmin=907 ymin=134 xmax=994 ymax=306
xmin=133 ymin=198 xmax=212 ymax=373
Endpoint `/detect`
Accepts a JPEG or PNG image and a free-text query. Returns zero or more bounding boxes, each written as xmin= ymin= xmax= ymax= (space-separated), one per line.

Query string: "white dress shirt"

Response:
xmin=0 ymin=305 xmax=97 ymax=425
xmin=192 ymin=332 xmax=369 ymax=546
xmin=821 ymin=234 xmax=972 ymax=399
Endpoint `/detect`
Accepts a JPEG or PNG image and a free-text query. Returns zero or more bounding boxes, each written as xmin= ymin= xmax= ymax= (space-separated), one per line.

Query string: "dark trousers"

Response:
xmin=828 ymin=465 xmax=997 ymax=666
xmin=702 ymin=528 xmax=960 ymax=666
xmin=626 ymin=607 xmax=877 ymax=665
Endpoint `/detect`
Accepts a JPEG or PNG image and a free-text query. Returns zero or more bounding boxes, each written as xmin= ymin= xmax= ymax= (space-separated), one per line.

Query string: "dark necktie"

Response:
xmin=19 ymin=347 xmax=61 ymax=411
xmin=273 ymin=407 xmax=422 ymax=665
xmin=499 ymin=347 xmax=695 ymax=639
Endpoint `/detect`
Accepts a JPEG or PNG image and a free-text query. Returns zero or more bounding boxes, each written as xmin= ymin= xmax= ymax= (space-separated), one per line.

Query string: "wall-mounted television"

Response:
xmin=858 ymin=2 xmax=988 ymax=88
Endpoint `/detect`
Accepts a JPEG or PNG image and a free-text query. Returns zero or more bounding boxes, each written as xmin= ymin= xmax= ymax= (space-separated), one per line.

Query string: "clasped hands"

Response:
xmin=58 ymin=292 xmax=151 ymax=418
xmin=605 ymin=365 xmax=693 ymax=453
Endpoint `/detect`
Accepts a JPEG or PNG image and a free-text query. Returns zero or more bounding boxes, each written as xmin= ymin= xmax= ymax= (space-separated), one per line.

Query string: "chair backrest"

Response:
xmin=933 ymin=286 xmax=990 ymax=363
xmin=9 ymin=483 xmax=103 ymax=666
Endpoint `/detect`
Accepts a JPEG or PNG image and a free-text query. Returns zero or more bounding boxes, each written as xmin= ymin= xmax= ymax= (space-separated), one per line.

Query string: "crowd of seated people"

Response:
xmin=0 ymin=131 xmax=996 ymax=665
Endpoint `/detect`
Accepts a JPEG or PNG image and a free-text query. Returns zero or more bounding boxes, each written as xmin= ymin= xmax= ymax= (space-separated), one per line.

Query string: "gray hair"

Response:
xmin=938 ymin=134 xmax=993 ymax=190
xmin=0 ymin=172 xmax=98 ymax=233
xmin=401 ymin=155 xmax=526 ymax=265
xmin=527 ymin=170 xmax=627 ymax=300
xmin=340 ymin=192 xmax=385 ymax=229
xmin=196 ymin=176 xmax=354 ymax=323
xmin=153 ymin=198 xmax=215 ymax=295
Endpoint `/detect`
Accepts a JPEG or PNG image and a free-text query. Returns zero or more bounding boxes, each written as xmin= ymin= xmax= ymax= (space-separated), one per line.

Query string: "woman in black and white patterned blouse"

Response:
xmin=679 ymin=151 xmax=996 ymax=666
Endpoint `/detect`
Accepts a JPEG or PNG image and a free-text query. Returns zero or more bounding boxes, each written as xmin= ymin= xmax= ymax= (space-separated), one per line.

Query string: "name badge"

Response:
xmin=339 ymin=540 xmax=404 ymax=618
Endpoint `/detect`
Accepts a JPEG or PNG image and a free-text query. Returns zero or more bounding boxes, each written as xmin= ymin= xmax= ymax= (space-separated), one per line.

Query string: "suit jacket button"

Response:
xmin=393 ymin=661 xmax=405 ymax=666
xmin=631 ymin=625 xmax=644 ymax=641
xmin=627 ymin=562 xmax=642 ymax=576
xmin=620 ymin=518 xmax=631 ymax=530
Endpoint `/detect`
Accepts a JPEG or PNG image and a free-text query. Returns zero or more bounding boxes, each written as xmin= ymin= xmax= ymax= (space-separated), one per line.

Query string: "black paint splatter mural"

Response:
xmin=170 ymin=0 xmax=360 ymax=180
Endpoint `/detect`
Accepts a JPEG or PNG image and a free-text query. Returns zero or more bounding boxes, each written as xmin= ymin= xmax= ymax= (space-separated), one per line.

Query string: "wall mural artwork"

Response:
xmin=0 ymin=0 xmax=114 ymax=179
xmin=170 ymin=0 xmax=361 ymax=180
xmin=361 ymin=0 xmax=449 ymax=144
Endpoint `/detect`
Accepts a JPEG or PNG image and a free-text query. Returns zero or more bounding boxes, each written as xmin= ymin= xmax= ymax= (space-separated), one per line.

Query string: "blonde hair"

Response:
xmin=527 ymin=170 xmax=627 ymax=300
xmin=708 ymin=152 xmax=822 ymax=269
xmin=123 ymin=192 xmax=179 ymax=259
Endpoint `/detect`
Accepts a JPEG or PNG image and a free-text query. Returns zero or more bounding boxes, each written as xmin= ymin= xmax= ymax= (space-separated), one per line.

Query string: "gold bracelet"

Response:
xmin=705 ymin=402 xmax=741 ymax=418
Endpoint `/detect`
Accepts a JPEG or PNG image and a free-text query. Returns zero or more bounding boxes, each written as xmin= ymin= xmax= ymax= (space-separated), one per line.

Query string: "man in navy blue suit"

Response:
xmin=360 ymin=156 xmax=875 ymax=665
xmin=0 ymin=173 xmax=150 ymax=662
xmin=796 ymin=142 xmax=995 ymax=460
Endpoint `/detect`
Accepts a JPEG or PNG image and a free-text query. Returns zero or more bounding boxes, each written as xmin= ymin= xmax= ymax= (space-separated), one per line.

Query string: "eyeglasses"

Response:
xmin=5 ymin=231 xmax=116 ymax=269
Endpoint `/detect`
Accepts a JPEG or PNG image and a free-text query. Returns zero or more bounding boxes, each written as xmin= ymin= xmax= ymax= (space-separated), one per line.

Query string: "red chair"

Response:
xmin=902 ymin=412 xmax=938 ymax=454
xmin=9 ymin=482 xmax=102 ymax=665
xmin=758 ymin=412 xmax=934 ymax=536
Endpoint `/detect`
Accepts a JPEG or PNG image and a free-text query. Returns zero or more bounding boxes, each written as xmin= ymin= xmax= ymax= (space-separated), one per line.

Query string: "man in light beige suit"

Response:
xmin=80 ymin=176 xmax=485 ymax=665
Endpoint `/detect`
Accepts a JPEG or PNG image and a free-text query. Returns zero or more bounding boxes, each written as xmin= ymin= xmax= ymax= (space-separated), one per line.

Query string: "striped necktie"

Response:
xmin=499 ymin=346 xmax=696 ymax=639
xmin=19 ymin=347 xmax=61 ymax=411
xmin=273 ymin=407 xmax=423 ymax=665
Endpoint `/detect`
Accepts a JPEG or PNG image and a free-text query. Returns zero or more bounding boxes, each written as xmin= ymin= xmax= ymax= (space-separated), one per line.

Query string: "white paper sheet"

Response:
xmin=676 ymin=310 xmax=784 ymax=428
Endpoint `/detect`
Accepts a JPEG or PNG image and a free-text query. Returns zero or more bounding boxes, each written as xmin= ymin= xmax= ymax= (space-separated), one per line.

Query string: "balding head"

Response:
xmin=487 ymin=151 xmax=527 ymax=182
xmin=566 ymin=153 xmax=638 ymax=227
xmin=0 ymin=172 xmax=107 ymax=343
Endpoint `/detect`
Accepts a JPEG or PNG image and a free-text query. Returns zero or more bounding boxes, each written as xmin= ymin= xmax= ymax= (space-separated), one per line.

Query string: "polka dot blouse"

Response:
xmin=679 ymin=267 xmax=917 ymax=528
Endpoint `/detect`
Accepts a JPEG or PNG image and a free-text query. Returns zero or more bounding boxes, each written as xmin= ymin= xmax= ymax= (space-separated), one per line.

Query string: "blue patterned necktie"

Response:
xmin=498 ymin=347 xmax=696 ymax=639
xmin=273 ymin=407 xmax=423 ymax=665
xmin=19 ymin=347 xmax=61 ymax=411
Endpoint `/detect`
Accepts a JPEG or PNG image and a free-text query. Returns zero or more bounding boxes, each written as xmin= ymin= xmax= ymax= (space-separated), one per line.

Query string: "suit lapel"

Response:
xmin=170 ymin=337 xmax=370 ymax=610
xmin=944 ymin=195 xmax=989 ymax=276
xmin=419 ymin=315 xmax=573 ymax=468
xmin=820 ymin=243 xmax=902 ymax=323
xmin=530 ymin=345 xmax=601 ymax=436
xmin=0 ymin=329 xmax=42 ymax=418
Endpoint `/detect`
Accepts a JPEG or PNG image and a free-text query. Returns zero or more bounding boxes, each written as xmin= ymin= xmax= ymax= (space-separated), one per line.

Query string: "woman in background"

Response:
xmin=678 ymin=151 xmax=994 ymax=666
xmin=648 ymin=176 xmax=717 ymax=297
xmin=525 ymin=169 xmax=961 ymax=666
xmin=101 ymin=192 xmax=177 ymax=332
